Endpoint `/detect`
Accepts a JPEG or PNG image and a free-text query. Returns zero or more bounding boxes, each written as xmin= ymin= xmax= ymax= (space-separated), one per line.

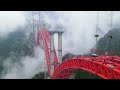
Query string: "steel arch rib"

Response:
xmin=52 ymin=57 xmax=120 ymax=79
xmin=44 ymin=30 xmax=58 ymax=70
xmin=38 ymin=30 xmax=51 ymax=75
xmin=36 ymin=30 xmax=120 ymax=79
xmin=36 ymin=30 xmax=58 ymax=75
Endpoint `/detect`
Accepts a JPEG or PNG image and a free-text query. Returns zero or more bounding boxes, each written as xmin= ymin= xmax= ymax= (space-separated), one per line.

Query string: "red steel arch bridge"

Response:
xmin=36 ymin=29 xmax=120 ymax=79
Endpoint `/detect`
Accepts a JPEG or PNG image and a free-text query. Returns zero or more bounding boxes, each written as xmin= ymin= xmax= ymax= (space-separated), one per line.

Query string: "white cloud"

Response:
xmin=0 ymin=11 xmax=27 ymax=36
xmin=1 ymin=47 xmax=44 ymax=79
xmin=41 ymin=11 xmax=120 ymax=55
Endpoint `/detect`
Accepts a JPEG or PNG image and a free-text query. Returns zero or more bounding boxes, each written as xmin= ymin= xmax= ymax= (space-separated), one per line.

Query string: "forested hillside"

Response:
xmin=96 ymin=28 xmax=120 ymax=55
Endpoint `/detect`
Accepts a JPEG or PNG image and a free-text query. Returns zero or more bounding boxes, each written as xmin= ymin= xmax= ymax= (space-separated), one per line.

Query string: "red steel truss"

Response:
xmin=36 ymin=30 xmax=120 ymax=79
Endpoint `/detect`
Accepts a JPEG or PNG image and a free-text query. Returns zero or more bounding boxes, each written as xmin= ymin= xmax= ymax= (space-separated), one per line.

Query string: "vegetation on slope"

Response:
xmin=96 ymin=28 xmax=120 ymax=56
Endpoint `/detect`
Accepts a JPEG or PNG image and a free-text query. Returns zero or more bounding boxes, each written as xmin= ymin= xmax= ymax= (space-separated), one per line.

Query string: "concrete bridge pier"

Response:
xmin=49 ymin=31 xmax=55 ymax=77
xmin=49 ymin=31 xmax=64 ymax=78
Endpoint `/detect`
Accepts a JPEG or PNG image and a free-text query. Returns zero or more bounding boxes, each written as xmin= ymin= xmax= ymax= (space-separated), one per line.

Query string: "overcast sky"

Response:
xmin=0 ymin=11 xmax=27 ymax=34
xmin=0 ymin=11 xmax=119 ymax=34
xmin=0 ymin=11 xmax=120 ymax=54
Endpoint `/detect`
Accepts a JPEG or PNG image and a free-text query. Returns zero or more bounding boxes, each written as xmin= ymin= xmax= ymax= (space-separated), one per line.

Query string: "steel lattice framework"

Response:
xmin=36 ymin=30 xmax=120 ymax=79
xmin=52 ymin=56 xmax=120 ymax=79
xmin=36 ymin=30 xmax=58 ymax=75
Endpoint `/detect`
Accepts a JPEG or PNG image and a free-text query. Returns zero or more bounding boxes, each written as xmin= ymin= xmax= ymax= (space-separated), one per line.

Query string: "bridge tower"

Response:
xmin=49 ymin=31 xmax=64 ymax=77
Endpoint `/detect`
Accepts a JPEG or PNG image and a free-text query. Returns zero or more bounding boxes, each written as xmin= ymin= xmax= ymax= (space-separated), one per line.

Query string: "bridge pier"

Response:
xmin=58 ymin=31 xmax=64 ymax=64
xmin=50 ymin=31 xmax=55 ymax=77
xmin=49 ymin=31 xmax=64 ymax=77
